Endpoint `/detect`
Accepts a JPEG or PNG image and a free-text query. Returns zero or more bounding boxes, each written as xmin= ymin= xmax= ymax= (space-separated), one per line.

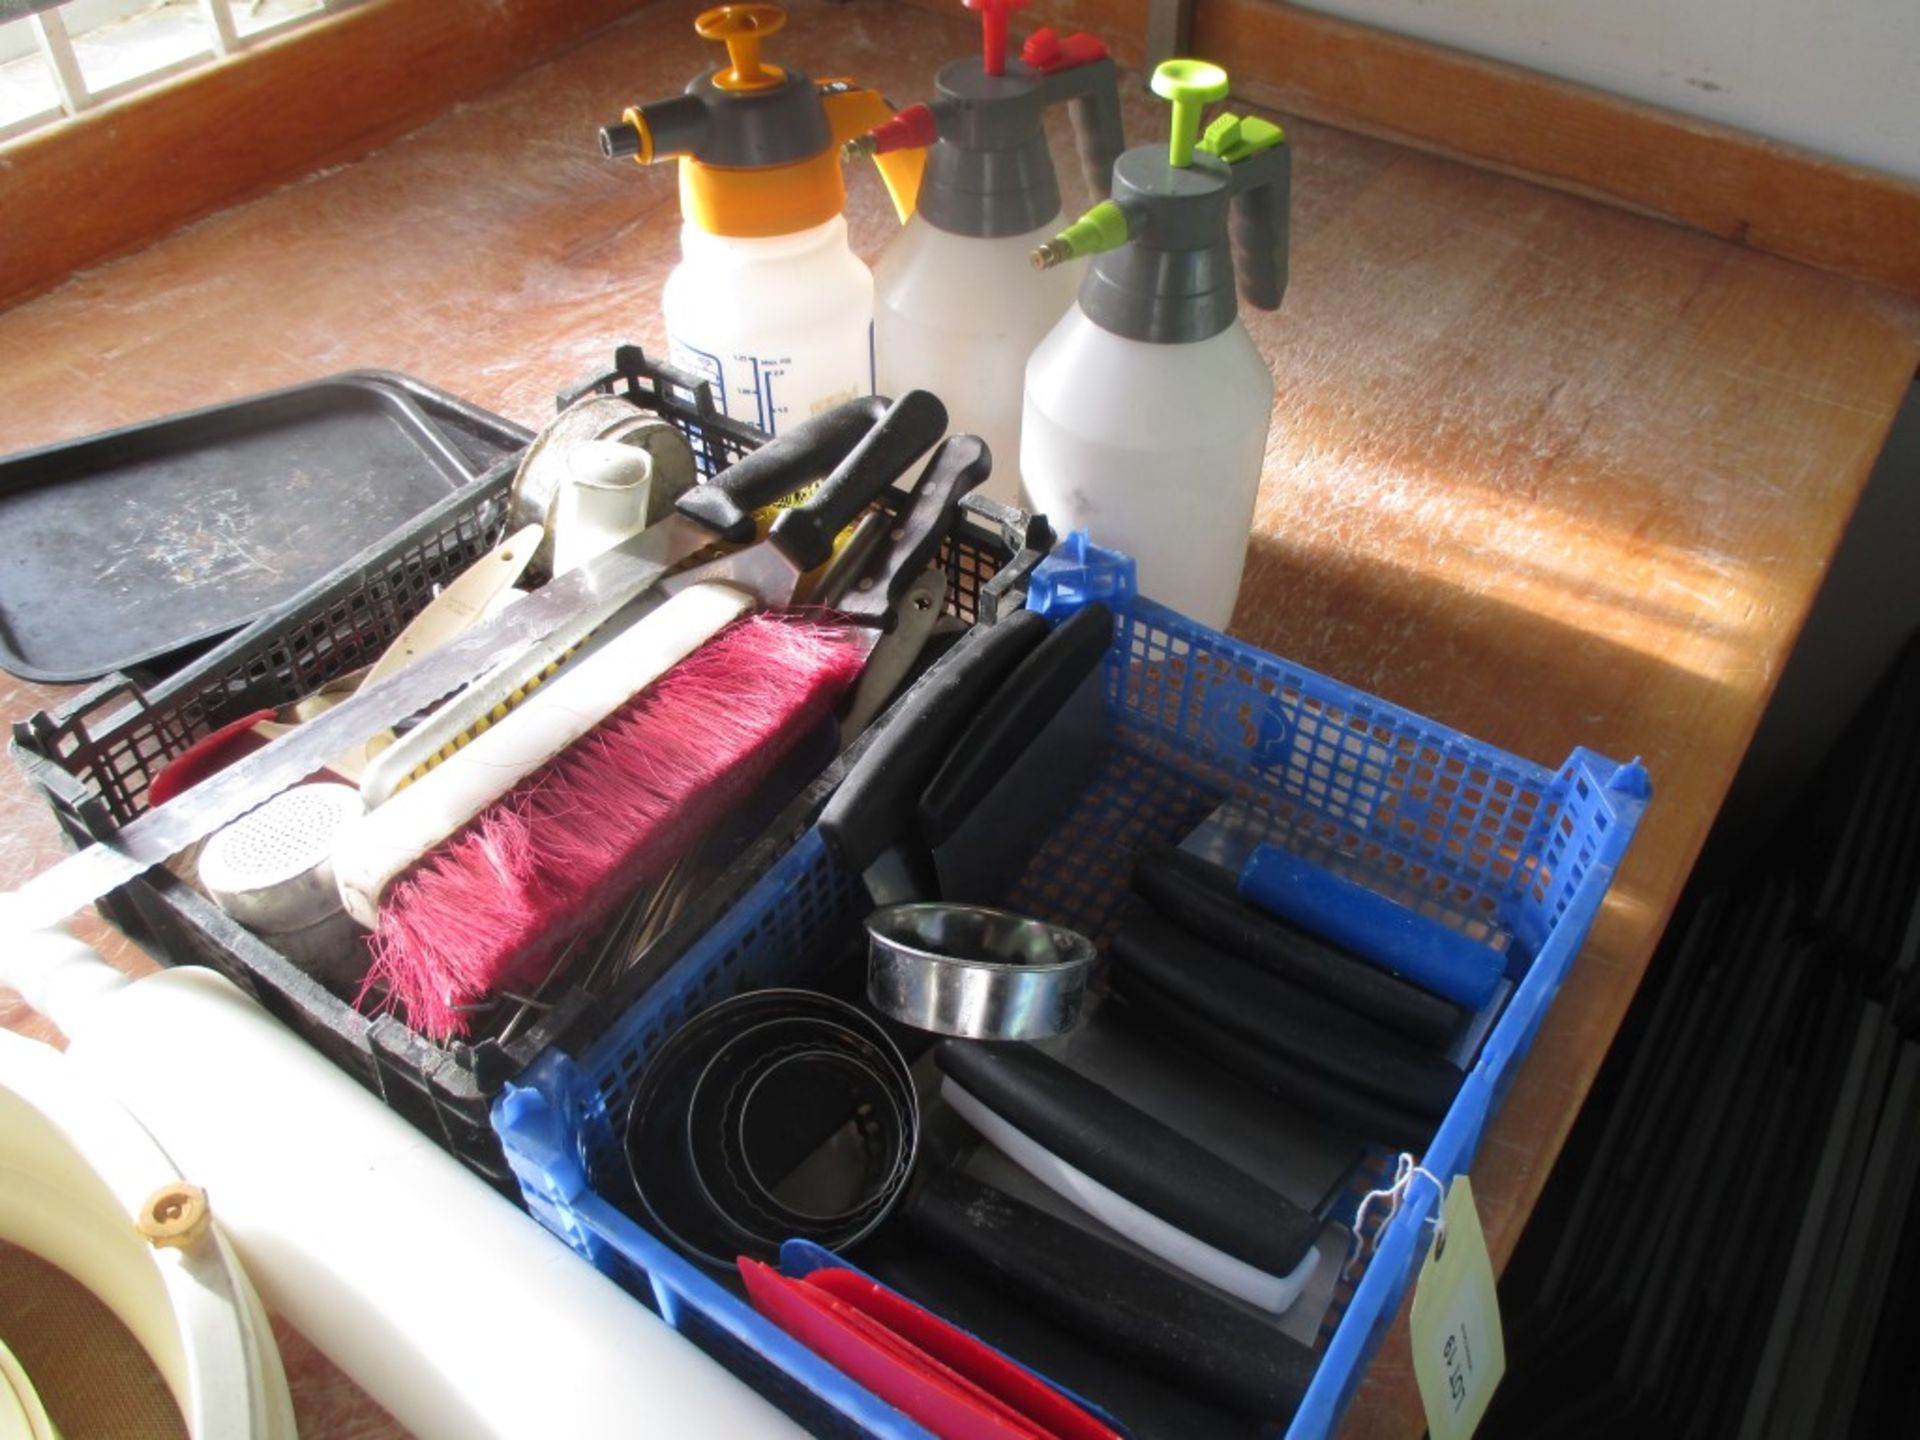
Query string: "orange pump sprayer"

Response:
xmin=600 ymin=5 xmax=924 ymax=435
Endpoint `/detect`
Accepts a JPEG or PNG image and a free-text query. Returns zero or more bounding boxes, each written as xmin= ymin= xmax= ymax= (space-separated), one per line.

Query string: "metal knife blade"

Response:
xmin=11 ymin=532 xmax=691 ymax=930
xmin=837 ymin=566 xmax=947 ymax=745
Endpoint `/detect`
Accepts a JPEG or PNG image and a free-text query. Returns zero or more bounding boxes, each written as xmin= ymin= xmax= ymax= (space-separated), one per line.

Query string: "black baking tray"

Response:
xmin=0 ymin=371 xmax=532 ymax=683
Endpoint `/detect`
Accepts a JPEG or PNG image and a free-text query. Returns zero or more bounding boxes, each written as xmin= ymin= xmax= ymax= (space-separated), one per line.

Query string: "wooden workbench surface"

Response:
xmin=2 ymin=0 xmax=1915 ymax=1433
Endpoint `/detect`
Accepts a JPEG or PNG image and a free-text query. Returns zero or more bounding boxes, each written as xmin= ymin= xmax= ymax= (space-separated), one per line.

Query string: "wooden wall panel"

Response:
xmin=0 ymin=0 xmax=644 ymax=306
xmin=897 ymin=0 xmax=1920 ymax=299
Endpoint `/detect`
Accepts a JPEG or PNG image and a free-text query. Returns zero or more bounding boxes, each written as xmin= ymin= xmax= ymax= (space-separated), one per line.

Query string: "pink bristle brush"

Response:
xmin=333 ymin=395 xmax=981 ymax=1037
xmin=362 ymin=610 xmax=866 ymax=1036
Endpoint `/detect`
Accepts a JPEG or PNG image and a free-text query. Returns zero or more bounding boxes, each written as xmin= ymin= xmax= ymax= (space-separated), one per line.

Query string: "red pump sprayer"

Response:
xmin=848 ymin=0 xmax=1126 ymax=506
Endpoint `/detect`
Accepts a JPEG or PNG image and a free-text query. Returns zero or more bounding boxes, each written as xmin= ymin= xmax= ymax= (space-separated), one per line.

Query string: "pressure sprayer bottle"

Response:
xmin=599 ymin=5 xmax=923 ymax=435
xmin=846 ymin=0 xmax=1124 ymax=504
xmin=1021 ymin=60 xmax=1290 ymax=628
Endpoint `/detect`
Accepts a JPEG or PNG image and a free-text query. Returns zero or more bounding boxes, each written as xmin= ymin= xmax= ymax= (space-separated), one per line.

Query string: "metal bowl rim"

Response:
xmin=864 ymin=902 xmax=1096 ymax=976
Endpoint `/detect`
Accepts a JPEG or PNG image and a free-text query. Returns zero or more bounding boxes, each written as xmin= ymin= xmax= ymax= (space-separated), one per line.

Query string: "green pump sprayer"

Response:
xmin=1020 ymin=60 xmax=1291 ymax=628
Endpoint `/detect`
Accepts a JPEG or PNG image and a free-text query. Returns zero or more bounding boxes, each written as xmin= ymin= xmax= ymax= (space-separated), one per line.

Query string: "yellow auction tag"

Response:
xmin=1409 ymin=1174 xmax=1506 ymax=1440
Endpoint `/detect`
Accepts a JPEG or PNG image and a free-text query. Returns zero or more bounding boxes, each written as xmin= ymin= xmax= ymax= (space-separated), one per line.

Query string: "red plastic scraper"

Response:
xmin=739 ymin=1258 xmax=1122 ymax=1440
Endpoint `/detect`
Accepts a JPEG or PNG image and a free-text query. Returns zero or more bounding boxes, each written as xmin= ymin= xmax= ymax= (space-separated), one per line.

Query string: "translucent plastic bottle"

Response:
xmin=852 ymin=11 xmax=1123 ymax=503
xmin=1021 ymin=61 xmax=1291 ymax=630
xmin=872 ymin=220 xmax=1077 ymax=502
xmin=1023 ymin=317 xmax=1273 ymax=627
xmin=599 ymin=5 xmax=921 ymax=435
xmin=664 ymin=216 xmax=877 ymax=434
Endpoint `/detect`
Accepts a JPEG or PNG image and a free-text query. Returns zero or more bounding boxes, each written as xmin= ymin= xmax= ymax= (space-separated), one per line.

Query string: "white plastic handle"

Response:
xmin=942 ymin=1076 xmax=1321 ymax=1314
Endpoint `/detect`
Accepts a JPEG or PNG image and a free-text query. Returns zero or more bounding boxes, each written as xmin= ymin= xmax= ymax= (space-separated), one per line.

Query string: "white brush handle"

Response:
xmin=358 ymin=590 xmax=567 ymax=810
xmin=942 ymin=1077 xmax=1322 ymax=1315
xmin=334 ymin=582 xmax=752 ymax=927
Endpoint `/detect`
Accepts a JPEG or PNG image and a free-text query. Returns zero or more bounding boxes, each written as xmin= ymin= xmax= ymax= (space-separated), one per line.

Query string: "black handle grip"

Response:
xmin=837 ymin=434 xmax=992 ymax=626
xmin=1232 ymin=149 xmax=1290 ymax=313
xmin=1133 ymin=846 xmax=1465 ymax=1048
xmin=817 ymin=609 xmax=1048 ymax=878
xmin=770 ymin=390 xmax=948 ymax=572
xmin=910 ymin=1172 xmax=1316 ymax=1422
xmin=1040 ymin=53 xmax=1123 ymax=199
xmin=674 ymin=395 xmax=890 ymax=545
xmin=1111 ymin=972 xmax=1436 ymax=1151
xmin=1112 ymin=913 xmax=1463 ymax=1121
xmin=1067 ymin=71 xmax=1125 ymax=200
xmin=916 ymin=602 xmax=1112 ymax=846
xmin=935 ymin=1040 xmax=1320 ymax=1273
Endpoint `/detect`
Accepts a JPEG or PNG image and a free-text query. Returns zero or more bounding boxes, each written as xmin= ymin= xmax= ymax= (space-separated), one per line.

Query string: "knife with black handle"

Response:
xmin=934 ymin=1039 xmax=1321 ymax=1276
xmin=1112 ymin=913 xmax=1464 ymax=1121
xmin=1133 ymin=845 xmax=1465 ymax=1048
xmin=910 ymin=1171 xmax=1316 ymax=1423
xmin=675 ymin=392 xmax=893 ymax=542
xmin=8 ymin=393 xmax=938 ymax=932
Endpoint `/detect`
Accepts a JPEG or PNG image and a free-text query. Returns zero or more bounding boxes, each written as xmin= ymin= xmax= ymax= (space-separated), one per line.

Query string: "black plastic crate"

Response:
xmin=12 ymin=346 xmax=1050 ymax=1187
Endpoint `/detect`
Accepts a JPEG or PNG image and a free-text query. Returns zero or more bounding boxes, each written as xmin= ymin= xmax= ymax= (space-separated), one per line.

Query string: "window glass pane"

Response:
xmin=0 ymin=0 xmax=336 ymax=142
xmin=70 ymin=1 xmax=212 ymax=95
xmin=0 ymin=47 xmax=61 ymax=132
xmin=234 ymin=0 xmax=325 ymax=41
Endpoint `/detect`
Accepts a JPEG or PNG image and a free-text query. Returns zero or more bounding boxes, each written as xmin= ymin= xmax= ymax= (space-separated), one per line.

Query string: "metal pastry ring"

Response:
xmin=866 ymin=903 xmax=1095 ymax=1042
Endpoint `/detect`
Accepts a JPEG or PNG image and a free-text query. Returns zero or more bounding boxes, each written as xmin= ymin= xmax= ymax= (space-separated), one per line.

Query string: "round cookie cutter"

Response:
xmin=623 ymin=989 xmax=918 ymax=1268
xmin=866 ymin=903 xmax=1095 ymax=1042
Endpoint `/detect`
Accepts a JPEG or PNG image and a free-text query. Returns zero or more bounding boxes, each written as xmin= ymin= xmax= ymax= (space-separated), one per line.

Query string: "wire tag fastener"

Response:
xmin=1409 ymin=1172 xmax=1506 ymax=1440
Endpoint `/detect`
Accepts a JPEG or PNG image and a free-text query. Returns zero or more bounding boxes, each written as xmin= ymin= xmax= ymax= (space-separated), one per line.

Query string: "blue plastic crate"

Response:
xmin=494 ymin=537 xmax=1649 ymax=1438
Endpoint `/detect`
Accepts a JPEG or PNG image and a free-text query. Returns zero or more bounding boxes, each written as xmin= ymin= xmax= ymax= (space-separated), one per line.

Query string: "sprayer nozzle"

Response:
xmin=1032 ymin=238 xmax=1075 ymax=271
xmin=600 ymin=120 xmax=644 ymax=160
xmin=1035 ymin=200 xmax=1129 ymax=270
xmin=851 ymin=104 xmax=938 ymax=162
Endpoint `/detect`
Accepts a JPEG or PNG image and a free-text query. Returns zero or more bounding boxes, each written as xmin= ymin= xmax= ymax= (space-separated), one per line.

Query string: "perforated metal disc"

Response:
xmin=198 ymin=782 xmax=364 ymax=933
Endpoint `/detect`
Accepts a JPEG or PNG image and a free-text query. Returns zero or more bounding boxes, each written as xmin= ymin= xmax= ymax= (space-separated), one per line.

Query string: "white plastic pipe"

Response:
xmin=0 ymin=924 xmax=805 ymax=1440
xmin=550 ymin=439 xmax=654 ymax=576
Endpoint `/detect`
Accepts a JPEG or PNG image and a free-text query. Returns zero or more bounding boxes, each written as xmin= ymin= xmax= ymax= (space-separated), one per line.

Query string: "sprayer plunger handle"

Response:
xmin=1150 ymin=59 xmax=1229 ymax=168
xmin=1014 ymin=30 xmax=1123 ymax=199
xmin=964 ymin=0 xmax=1030 ymax=77
xmin=1201 ymin=111 xmax=1291 ymax=312
xmin=695 ymin=4 xmax=788 ymax=91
